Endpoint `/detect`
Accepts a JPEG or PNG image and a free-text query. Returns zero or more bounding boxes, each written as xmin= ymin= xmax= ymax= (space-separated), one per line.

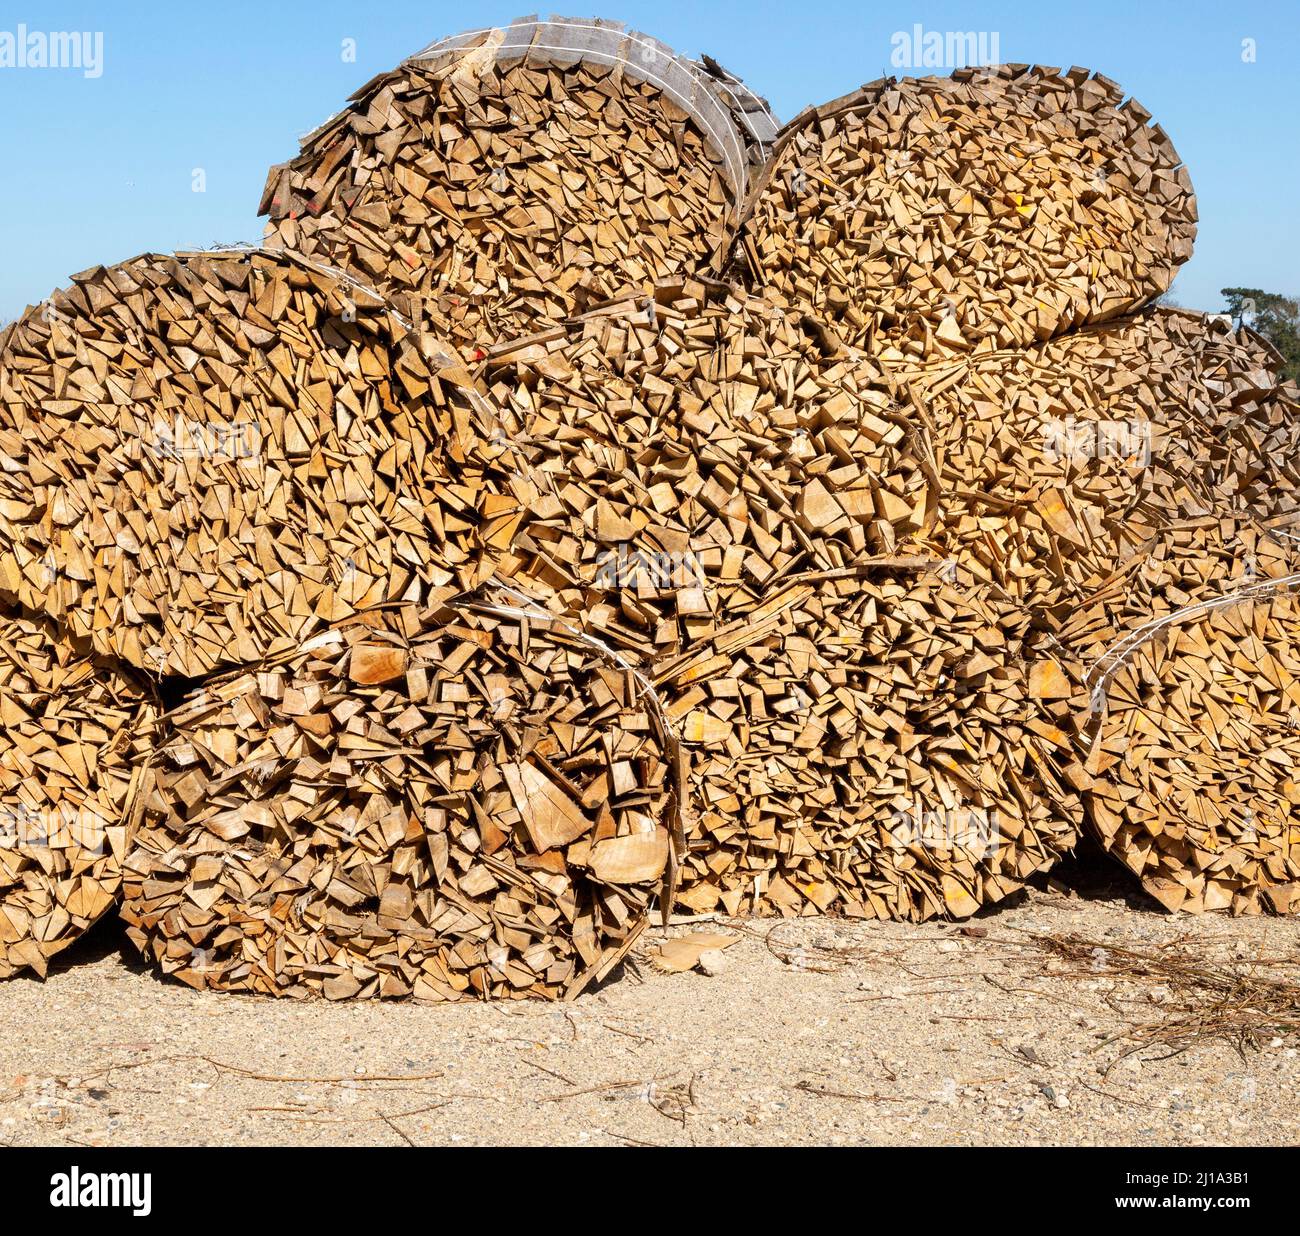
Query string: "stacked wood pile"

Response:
xmin=477 ymin=277 xmax=1300 ymax=919
xmin=0 ymin=248 xmax=532 ymax=680
xmin=1085 ymin=589 xmax=1300 ymax=915
xmin=867 ymin=305 xmax=1300 ymax=918
xmin=3 ymin=20 xmax=1297 ymax=1003
xmin=0 ymin=611 xmax=155 ymax=978
xmin=260 ymin=18 xmax=774 ymax=348
xmin=742 ymin=67 xmax=1197 ymax=354
xmin=478 ymin=289 xmax=1084 ymax=918
xmin=121 ymin=602 xmax=674 ymax=1000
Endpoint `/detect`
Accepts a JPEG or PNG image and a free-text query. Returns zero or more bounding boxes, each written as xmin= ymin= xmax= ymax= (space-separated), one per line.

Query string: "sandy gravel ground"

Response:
xmin=1 ymin=867 xmax=1298 ymax=1147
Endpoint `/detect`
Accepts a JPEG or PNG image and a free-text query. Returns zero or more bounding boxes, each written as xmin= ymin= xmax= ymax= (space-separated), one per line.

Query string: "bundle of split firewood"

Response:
xmin=479 ymin=287 xmax=933 ymax=650
xmin=0 ymin=612 xmax=156 ymax=977
xmin=0 ymin=15 xmax=1295 ymax=1001
xmin=872 ymin=307 xmax=1300 ymax=624
xmin=260 ymin=18 xmax=773 ymax=348
xmin=1086 ymin=589 xmax=1300 ymax=915
xmin=0 ymin=248 xmax=531 ymax=679
xmin=121 ymin=603 xmax=674 ymax=1000
xmin=743 ymin=66 xmax=1197 ymax=355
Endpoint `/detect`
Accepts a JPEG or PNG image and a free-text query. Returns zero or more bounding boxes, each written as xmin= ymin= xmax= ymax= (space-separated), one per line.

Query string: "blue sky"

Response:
xmin=1 ymin=1 xmax=1297 ymax=323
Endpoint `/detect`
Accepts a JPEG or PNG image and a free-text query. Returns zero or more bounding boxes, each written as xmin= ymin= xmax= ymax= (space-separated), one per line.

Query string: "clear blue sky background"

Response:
xmin=1 ymin=1 xmax=1296 ymax=324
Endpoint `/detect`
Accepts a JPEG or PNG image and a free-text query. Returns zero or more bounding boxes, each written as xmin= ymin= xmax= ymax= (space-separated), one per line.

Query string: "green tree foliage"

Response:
xmin=1221 ymin=287 xmax=1300 ymax=383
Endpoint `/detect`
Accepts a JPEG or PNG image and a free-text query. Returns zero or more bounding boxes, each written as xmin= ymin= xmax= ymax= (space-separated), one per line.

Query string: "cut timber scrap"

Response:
xmin=260 ymin=18 xmax=757 ymax=347
xmin=120 ymin=602 xmax=672 ymax=1002
xmin=657 ymin=575 xmax=1083 ymax=920
xmin=0 ymin=249 xmax=535 ymax=679
xmin=0 ymin=606 xmax=157 ymax=979
xmin=744 ymin=66 xmax=1197 ymax=354
xmin=1085 ymin=592 xmax=1300 ymax=915
xmin=645 ymin=930 xmax=739 ymax=972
